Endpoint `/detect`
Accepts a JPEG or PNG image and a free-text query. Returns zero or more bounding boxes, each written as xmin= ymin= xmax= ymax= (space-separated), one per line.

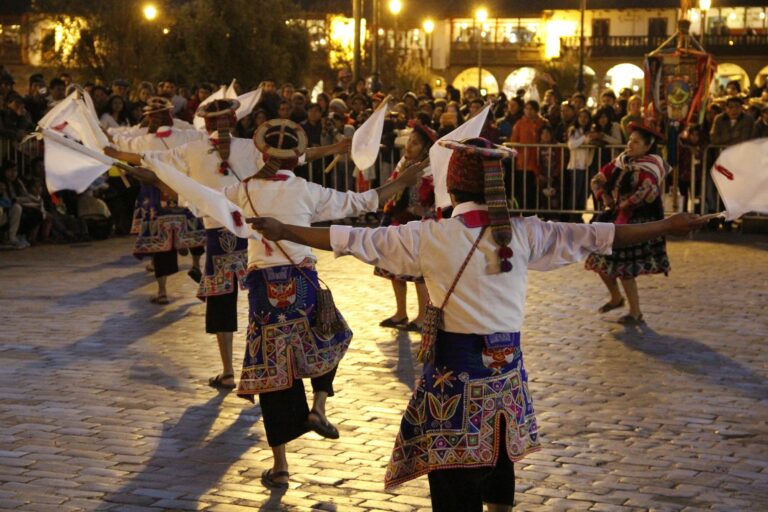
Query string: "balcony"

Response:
xmin=560 ymin=34 xmax=768 ymax=58
xmin=449 ymin=42 xmax=544 ymax=67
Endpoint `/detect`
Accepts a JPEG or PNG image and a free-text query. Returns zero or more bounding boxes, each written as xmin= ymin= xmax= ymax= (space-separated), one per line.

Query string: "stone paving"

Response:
xmin=0 ymin=233 xmax=767 ymax=512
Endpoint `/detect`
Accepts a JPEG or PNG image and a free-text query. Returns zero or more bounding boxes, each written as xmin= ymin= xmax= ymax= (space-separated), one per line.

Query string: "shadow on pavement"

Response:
xmin=70 ymin=253 xmax=139 ymax=272
xmin=98 ymin=393 xmax=263 ymax=509
xmin=376 ymin=329 xmax=417 ymax=390
xmin=613 ymin=325 xmax=767 ymax=400
xmin=56 ymin=271 xmax=150 ymax=306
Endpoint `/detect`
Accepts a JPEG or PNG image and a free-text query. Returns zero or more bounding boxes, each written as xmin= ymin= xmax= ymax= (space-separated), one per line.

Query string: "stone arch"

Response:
xmin=452 ymin=67 xmax=499 ymax=96
xmin=712 ymin=63 xmax=750 ymax=95
xmin=502 ymin=67 xmax=540 ymax=101
xmin=603 ymin=63 xmax=645 ymax=97
xmin=753 ymin=64 xmax=768 ymax=89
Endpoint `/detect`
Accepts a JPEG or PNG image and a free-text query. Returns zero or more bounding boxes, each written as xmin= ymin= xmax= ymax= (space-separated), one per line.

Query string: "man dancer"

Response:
xmin=106 ymin=99 xmax=352 ymax=391
xmin=225 ymin=119 xmax=426 ymax=488
xmin=249 ymin=137 xmax=708 ymax=511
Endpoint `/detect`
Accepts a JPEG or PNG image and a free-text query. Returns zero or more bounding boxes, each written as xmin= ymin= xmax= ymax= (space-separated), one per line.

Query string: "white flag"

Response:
xmin=41 ymin=129 xmax=112 ymax=194
xmin=225 ymin=79 xmax=238 ymax=99
xmin=710 ymin=138 xmax=768 ymax=220
xmin=143 ymin=155 xmax=261 ymax=240
xmin=193 ymin=85 xmax=228 ymax=130
xmin=351 ymin=103 xmax=387 ymax=171
xmin=429 ymin=104 xmax=491 ymax=208
xmin=234 ymin=86 xmax=262 ymax=121
xmin=38 ymin=91 xmax=109 ymax=151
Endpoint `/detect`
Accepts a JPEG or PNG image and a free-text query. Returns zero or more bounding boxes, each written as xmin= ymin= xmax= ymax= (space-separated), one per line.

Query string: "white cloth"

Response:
xmin=330 ymin=202 xmax=615 ymax=334
xmin=193 ymin=86 xmax=228 ymax=130
xmin=38 ymin=91 xmax=109 ymax=152
xmin=351 ymin=103 xmax=387 ymax=170
xmin=99 ymin=113 xmax=123 ymax=131
xmin=224 ymin=169 xmax=379 ymax=269
xmin=112 ymin=127 xmax=205 ymax=153
xmin=430 ymin=104 xmax=490 ymax=208
xmin=108 ymin=118 xmax=198 ymax=138
xmin=142 ymin=136 xmax=264 ymax=229
xmin=711 ymin=138 xmax=768 ymax=220
xmin=143 ymin=155 xmax=260 ymax=240
xmin=566 ymin=128 xmax=595 ymax=170
xmin=41 ymin=129 xmax=113 ymax=194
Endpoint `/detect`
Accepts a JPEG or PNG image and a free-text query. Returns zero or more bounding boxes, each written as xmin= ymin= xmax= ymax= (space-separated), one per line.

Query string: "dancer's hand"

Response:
xmin=248 ymin=217 xmax=286 ymax=241
xmin=663 ymin=212 xmax=710 ymax=236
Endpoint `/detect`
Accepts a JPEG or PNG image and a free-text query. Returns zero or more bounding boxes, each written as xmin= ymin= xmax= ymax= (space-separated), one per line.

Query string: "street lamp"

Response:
xmin=143 ymin=4 xmax=158 ymax=21
xmin=423 ymin=19 xmax=434 ymax=69
xmin=389 ymin=0 xmax=402 ymax=57
xmin=475 ymin=7 xmax=488 ymax=91
xmin=699 ymin=0 xmax=711 ymax=47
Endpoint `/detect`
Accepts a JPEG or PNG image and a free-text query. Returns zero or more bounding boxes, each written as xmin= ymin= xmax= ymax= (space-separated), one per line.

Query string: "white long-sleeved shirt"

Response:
xmin=112 ymin=127 xmax=205 ymax=153
xmin=142 ymin=135 xmax=264 ymax=229
xmin=330 ymin=202 xmax=615 ymax=334
xmin=566 ymin=127 xmax=595 ymax=170
xmin=225 ymin=170 xmax=379 ymax=269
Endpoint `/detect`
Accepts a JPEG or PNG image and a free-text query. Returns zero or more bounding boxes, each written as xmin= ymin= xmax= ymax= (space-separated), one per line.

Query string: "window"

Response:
xmin=648 ymin=18 xmax=668 ymax=38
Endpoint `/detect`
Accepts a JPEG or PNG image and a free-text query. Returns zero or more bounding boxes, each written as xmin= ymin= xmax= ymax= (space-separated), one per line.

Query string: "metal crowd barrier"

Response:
xmin=0 ymin=137 xmax=43 ymax=179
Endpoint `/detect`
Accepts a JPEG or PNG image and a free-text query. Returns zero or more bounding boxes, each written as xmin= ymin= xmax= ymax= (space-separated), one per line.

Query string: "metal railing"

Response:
xmin=0 ymin=137 xmax=43 ymax=179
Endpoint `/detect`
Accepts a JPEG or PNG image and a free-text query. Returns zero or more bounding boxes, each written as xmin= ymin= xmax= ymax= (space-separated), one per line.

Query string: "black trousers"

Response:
xmin=259 ymin=366 xmax=337 ymax=447
xmin=152 ymin=249 xmax=178 ymax=279
xmin=513 ymin=171 xmax=538 ymax=211
xmin=427 ymin=418 xmax=515 ymax=511
xmin=205 ymin=285 xmax=238 ymax=333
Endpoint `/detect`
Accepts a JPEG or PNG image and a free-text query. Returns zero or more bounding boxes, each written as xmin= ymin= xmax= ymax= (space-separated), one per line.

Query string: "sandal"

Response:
xmin=187 ymin=267 xmax=202 ymax=283
xmin=260 ymin=468 xmax=289 ymax=489
xmin=305 ymin=409 xmax=340 ymax=439
xmin=149 ymin=294 xmax=169 ymax=305
xmin=617 ymin=314 xmax=644 ymax=325
xmin=208 ymin=373 xmax=236 ymax=390
xmin=405 ymin=321 xmax=423 ymax=333
xmin=379 ymin=316 xmax=408 ymax=328
xmin=598 ymin=298 xmax=625 ymax=313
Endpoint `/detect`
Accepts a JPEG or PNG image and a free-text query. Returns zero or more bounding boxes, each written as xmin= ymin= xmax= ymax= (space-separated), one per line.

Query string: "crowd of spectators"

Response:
xmin=2 ymin=64 xmax=768 ymax=249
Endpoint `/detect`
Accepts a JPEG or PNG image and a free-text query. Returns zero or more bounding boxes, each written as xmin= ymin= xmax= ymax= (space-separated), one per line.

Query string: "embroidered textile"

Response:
xmin=197 ymin=228 xmax=248 ymax=299
xmin=132 ymin=185 xmax=205 ymax=255
xmin=385 ymin=331 xmax=540 ymax=489
xmin=237 ymin=265 xmax=353 ymax=395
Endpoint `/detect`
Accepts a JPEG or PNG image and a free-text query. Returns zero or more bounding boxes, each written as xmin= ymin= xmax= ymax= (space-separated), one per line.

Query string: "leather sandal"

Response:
xmin=261 ymin=468 xmax=289 ymax=489
xmin=187 ymin=267 xmax=202 ymax=283
xmin=379 ymin=316 xmax=408 ymax=328
xmin=149 ymin=294 xmax=169 ymax=305
xmin=598 ymin=298 xmax=624 ymax=313
xmin=617 ymin=313 xmax=644 ymax=325
xmin=208 ymin=373 xmax=236 ymax=390
xmin=305 ymin=409 xmax=340 ymax=439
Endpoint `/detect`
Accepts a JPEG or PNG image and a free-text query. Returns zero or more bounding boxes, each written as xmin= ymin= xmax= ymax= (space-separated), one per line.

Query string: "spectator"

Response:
xmin=0 ymin=70 xmax=15 ymax=102
xmin=599 ymin=89 xmax=619 ymax=119
xmin=290 ymin=92 xmax=308 ymax=123
xmin=617 ymin=87 xmax=633 ymax=118
xmin=510 ymin=100 xmax=547 ymax=209
xmin=437 ymin=111 xmax=458 ymax=137
xmin=47 ymin=77 xmax=67 ymax=108
xmin=571 ymin=92 xmax=587 ymax=111
xmin=589 ymin=107 xmax=623 ymax=167
xmin=565 ymin=108 xmax=595 ymax=221
xmin=353 ymin=78 xmax=368 ymax=98
xmin=678 ymin=124 xmax=706 ymax=212
xmin=498 ymin=97 xmax=523 ymax=141
xmin=277 ymin=100 xmax=292 ymax=120
xmin=280 ymin=83 xmax=295 ymax=102
xmin=445 ymin=101 xmax=464 ymax=126
xmin=553 ymin=101 xmax=576 ymax=143
xmin=725 ymin=80 xmax=741 ymax=97
xmin=751 ymin=104 xmax=768 ymax=139
xmin=59 ymin=73 xmax=73 ymax=88
xmin=159 ymin=79 xmax=187 ymax=117
xmin=0 ymin=93 xmax=34 ymax=143
xmin=186 ymin=82 xmax=213 ymax=119
xmin=710 ymin=96 xmax=754 ymax=146
xmin=467 ymin=98 xmax=484 ymax=119
xmin=91 ymin=85 xmax=110 ymax=115
xmin=24 ymin=75 xmax=48 ymax=124
xmin=100 ymin=94 xmax=130 ymax=130
xmin=620 ymin=95 xmax=643 ymax=141
xmin=479 ymin=109 xmax=501 ymax=144
xmin=301 ymin=103 xmax=324 ymax=147
xmin=316 ymin=92 xmax=330 ymax=116
xmin=112 ymin=78 xmax=130 ymax=100
xmin=1 ymin=161 xmax=42 ymax=248
xmin=402 ymin=92 xmax=419 ymax=119
xmin=336 ymin=68 xmax=353 ymax=92
xmin=537 ymin=124 xmax=561 ymax=216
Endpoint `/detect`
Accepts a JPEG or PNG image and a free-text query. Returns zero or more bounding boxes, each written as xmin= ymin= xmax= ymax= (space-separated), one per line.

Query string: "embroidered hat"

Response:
xmin=408 ymin=119 xmax=438 ymax=147
xmin=197 ymin=99 xmax=240 ymax=175
xmin=253 ymin=118 xmax=308 ymax=159
xmin=142 ymin=96 xmax=173 ymax=116
xmin=439 ymin=137 xmax=516 ymax=273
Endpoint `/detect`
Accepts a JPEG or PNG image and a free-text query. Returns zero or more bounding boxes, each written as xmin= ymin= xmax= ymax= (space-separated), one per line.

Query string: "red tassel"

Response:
xmin=231 ymin=211 xmax=243 ymax=227
xmin=714 ymin=164 xmax=734 ymax=181
xmin=262 ymin=239 xmax=274 ymax=256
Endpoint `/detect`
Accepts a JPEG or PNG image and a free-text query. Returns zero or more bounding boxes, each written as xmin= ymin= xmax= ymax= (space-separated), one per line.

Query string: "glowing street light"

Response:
xmin=699 ymin=0 xmax=711 ymax=47
xmin=699 ymin=0 xmax=711 ymax=10
xmin=423 ymin=19 xmax=434 ymax=34
xmin=389 ymin=0 xmax=402 ymax=15
xmin=162 ymin=27 xmax=170 ymax=35
xmin=423 ymin=19 xmax=434 ymax=69
xmin=143 ymin=4 xmax=158 ymax=21
xmin=475 ymin=7 xmax=489 ymax=91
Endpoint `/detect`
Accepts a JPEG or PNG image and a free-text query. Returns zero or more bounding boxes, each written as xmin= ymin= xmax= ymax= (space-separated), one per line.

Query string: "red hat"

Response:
xmin=408 ymin=119 xmax=437 ymax=146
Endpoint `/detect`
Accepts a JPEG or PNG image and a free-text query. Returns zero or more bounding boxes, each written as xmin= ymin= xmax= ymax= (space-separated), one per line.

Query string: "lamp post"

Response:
xmin=389 ymin=0 xmax=402 ymax=59
xmin=475 ymin=7 xmax=488 ymax=92
xmin=423 ymin=19 xmax=434 ymax=70
xmin=577 ymin=0 xmax=586 ymax=93
xmin=699 ymin=0 xmax=711 ymax=47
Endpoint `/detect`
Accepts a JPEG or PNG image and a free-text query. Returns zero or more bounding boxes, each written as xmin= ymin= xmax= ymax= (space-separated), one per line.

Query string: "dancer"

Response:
xmin=106 ymin=99 xmax=352 ymax=391
xmin=585 ymin=123 xmax=670 ymax=325
xmin=249 ymin=137 xmax=708 ymax=511
xmin=112 ymin=97 xmax=207 ymax=301
xmin=224 ymin=119 xmax=426 ymax=489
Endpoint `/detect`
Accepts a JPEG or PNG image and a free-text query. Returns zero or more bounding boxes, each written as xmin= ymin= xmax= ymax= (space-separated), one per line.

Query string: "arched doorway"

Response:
xmin=502 ymin=67 xmax=539 ymax=101
xmin=452 ymin=67 xmax=499 ymax=96
xmin=712 ymin=63 xmax=750 ymax=95
xmin=604 ymin=63 xmax=644 ymax=97
xmin=753 ymin=64 xmax=768 ymax=89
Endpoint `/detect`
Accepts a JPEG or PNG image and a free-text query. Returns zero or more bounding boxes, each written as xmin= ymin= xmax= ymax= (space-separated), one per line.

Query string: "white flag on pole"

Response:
xmin=234 ymin=86 xmax=262 ymax=121
xmin=429 ymin=104 xmax=491 ymax=208
xmin=41 ymin=129 xmax=113 ymax=194
xmin=351 ymin=102 xmax=387 ymax=171
xmin=143 ymin=155 xmax=261 ymax=240
xmin=38 ymin=91 xmax=109 ymax=151
xmin=710 ymin=138 xmax=768 ymax=220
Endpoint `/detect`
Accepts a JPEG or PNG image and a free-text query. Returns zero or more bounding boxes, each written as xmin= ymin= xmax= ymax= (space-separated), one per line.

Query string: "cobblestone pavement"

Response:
xmin=0 ymin=233 xmax=767 ymax=512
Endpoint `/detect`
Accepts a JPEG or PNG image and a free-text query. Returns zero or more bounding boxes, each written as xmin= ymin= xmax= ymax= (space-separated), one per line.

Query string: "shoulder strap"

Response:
xmin=437 ymin=226 xmax=487 ymax=311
